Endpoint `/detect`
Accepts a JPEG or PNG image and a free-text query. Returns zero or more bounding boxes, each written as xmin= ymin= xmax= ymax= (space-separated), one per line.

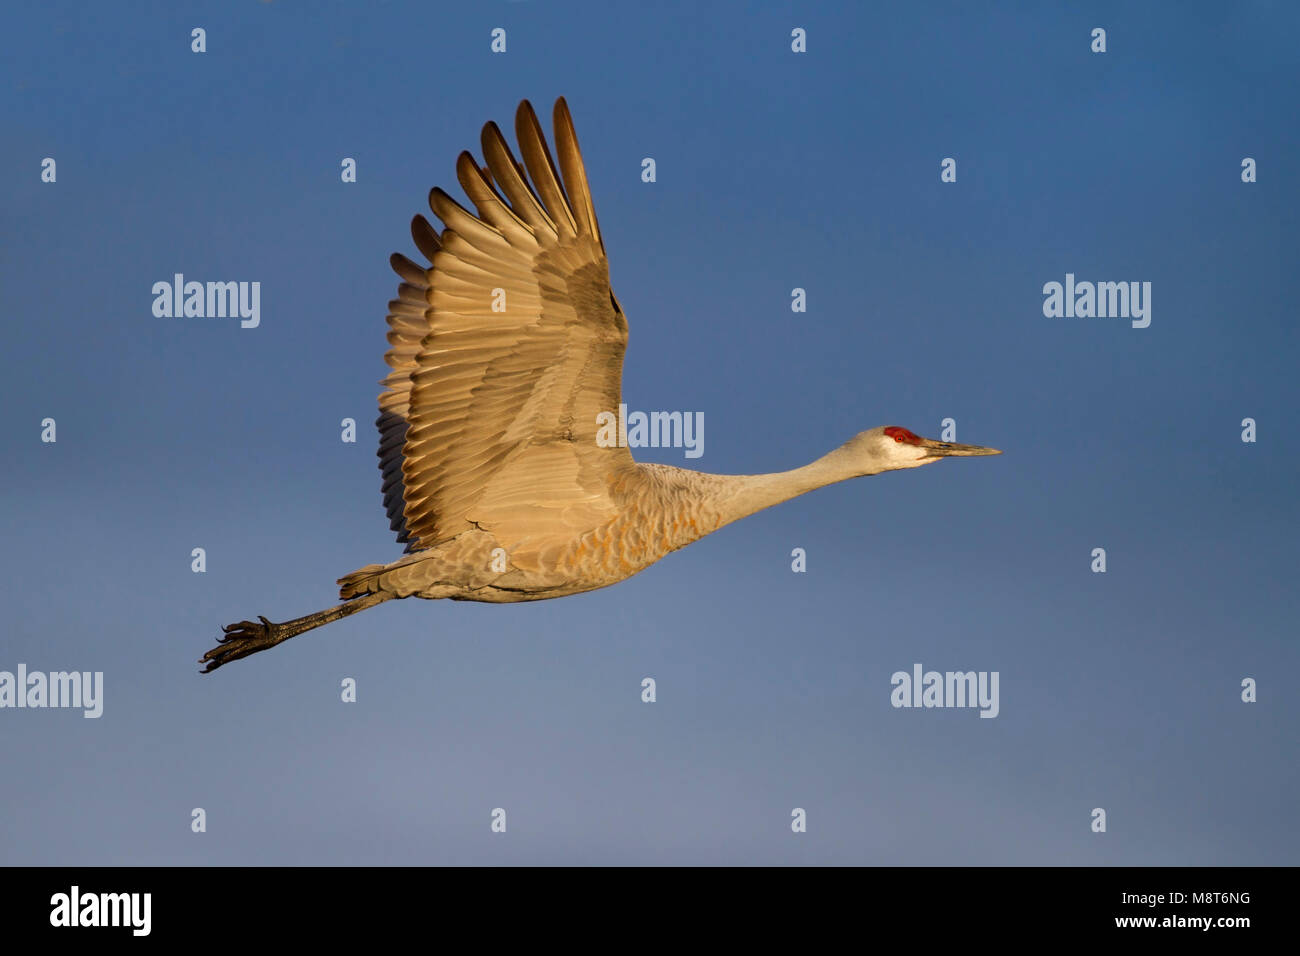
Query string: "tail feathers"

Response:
xmin=338 ymin=564 xmax=386 ymax=600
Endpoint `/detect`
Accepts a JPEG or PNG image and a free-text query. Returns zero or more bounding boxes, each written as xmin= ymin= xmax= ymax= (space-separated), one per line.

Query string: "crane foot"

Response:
xmin=199 ymin=616 xmax=284 ymax=673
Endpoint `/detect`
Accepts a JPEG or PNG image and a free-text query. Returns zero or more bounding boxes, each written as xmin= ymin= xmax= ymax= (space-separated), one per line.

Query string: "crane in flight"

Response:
xmin=200 ymin=98 xmax=1001 ymax=672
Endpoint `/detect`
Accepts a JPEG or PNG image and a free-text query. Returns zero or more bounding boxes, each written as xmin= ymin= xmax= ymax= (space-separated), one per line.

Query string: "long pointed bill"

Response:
xmin=919 ymin=437 xmax=1002 ymax=457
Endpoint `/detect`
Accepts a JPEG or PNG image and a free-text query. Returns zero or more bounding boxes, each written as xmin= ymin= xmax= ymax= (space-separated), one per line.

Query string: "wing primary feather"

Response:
xmin=455 ymin=151 xmax=537 ymax=243
xmin=552 ymin=97 xmax=602 ymax=246
xmin=428 ymin=187 xmax=517 ymax=259
xmin=410 ymin=215 xmax=442 ymax=263
xmin=515 ymin=100 xmax=578 ymax=239
xmin=480 ymin=120 xmax=557 ymax=239
xmin=390 ymin=253 xmax=429 ymax=287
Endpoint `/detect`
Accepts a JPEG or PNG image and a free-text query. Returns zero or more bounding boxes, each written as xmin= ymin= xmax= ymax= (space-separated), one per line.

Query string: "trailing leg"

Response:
xmin=200 ymin=591 xmax=392 ymax=673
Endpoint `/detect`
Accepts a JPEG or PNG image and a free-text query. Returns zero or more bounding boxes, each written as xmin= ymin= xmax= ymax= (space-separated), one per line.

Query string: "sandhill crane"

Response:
xmin=200 ymin=98 xmax=1000 ymax=672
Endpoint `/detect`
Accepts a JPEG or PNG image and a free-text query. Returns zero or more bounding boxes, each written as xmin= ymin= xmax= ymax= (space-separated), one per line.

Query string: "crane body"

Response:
xmin=201 ymin=99 xmax=1000 ymax=672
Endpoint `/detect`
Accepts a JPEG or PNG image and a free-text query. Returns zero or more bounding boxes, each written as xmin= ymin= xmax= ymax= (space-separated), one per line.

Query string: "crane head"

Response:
xmin=846 ymin=425 xmax=1002 ymax=473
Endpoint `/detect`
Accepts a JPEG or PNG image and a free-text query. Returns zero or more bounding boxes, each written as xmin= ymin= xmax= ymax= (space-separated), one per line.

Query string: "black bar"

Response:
xmin=0 ymin=866 xmax=1282 ymax=942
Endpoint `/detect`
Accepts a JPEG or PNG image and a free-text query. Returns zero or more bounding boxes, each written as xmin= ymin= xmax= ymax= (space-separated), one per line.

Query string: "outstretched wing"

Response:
xmin=376 ymin=98 xmax=635 ymax=556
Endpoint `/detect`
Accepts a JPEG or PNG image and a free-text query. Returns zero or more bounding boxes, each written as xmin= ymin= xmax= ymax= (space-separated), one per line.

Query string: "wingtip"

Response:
xmin=410 ymin=214 xmax=441 ymax=261
xmin=454 ymin=150 xmax=480 ymax=185
xmin=516 ymin=98 xmax=540 ymax=124
xmin=553 ymin=96 xmax=573 ymax=128
xmin=481 ymin=118 xmax=507 ymax=149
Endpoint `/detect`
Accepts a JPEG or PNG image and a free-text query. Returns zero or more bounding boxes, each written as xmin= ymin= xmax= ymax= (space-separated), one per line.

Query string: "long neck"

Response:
xmin=641 ymin=445 xmax=871 ymax=543
xmin=711 ymin=444 xmax=869 ymax=528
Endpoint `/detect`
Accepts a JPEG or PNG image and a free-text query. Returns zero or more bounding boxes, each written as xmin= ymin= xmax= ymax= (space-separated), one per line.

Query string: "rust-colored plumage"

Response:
xmin=200 ymin=98 xmax=1000 ymax=672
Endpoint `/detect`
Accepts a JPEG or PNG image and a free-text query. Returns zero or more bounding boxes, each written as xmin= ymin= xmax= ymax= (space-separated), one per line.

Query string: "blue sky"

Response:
xmin=1 ymin=1 xmax=1296 ymax=864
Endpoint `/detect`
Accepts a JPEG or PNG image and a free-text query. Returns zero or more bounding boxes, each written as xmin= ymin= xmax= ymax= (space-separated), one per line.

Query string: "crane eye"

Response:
xmin=883 ymin=426 xmax=923 ymax=445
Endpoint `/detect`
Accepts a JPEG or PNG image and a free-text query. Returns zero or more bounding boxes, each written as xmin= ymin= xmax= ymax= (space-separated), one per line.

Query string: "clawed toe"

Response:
xmin=198 ymin=596 xmax=383 ymax=673
xmin=201 ymin=617 xmax=281 ymax=673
